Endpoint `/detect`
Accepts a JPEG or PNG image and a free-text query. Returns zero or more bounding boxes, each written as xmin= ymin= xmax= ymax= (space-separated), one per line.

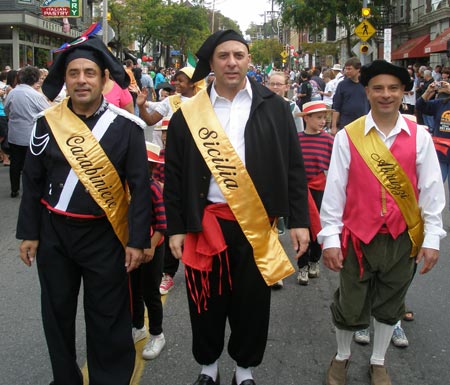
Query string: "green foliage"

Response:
xmin=108 ymin=0 xmax=212 ymax=60
xmin=249 ymin=38 xmax=285 ymax=67
xmin=274 ymin=0 xmax=391 ymax=57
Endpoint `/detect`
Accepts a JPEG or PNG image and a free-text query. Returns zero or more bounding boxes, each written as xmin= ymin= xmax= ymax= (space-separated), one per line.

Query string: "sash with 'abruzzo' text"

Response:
xmin=346 ymin=116 xmax=424 ymax=256
xmin=180 ymin=89 xmax=295 ymax=286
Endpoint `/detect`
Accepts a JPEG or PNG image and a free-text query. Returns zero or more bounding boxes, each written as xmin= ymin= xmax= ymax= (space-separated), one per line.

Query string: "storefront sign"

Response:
xmin=41 ymin=0 xmax=82 ymax=17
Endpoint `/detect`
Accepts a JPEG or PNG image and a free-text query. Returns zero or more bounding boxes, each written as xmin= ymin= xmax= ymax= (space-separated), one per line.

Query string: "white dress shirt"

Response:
xmin=318 ymin=111 xmax=446 ymax=250
xmin=207 ymin=79 xmax=252 ymax=203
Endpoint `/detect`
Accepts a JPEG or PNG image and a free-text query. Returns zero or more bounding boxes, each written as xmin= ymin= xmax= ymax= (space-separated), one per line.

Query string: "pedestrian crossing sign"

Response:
xmin=354 ymin=20 xmax=376 ymax=42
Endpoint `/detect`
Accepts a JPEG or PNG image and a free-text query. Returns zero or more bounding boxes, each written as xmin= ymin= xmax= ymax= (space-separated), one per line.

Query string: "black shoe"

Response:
xmin=231 ymin=374 xmax=256 ymax=385
xmin=193 ymin=372 xmax=220 ymax=385
xmin=10 ymin=191 xmax=19 ymax=198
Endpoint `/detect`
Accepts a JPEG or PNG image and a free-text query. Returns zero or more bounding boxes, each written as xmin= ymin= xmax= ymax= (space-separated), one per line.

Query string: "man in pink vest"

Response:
xmin=318 ymin=60 xmax=446 ymax=385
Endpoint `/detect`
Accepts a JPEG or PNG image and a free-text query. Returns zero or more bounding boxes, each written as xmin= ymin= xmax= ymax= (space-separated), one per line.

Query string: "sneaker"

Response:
xmin=271 ymin=279 xmax=284 ymax=289
xmin=297 ymin=266 xmax=309 ymax=285
xmin=159 ymin=273 xmax=174 ymax=295
xmin=308 ymin=261 xmax=320 ymax=278
xmin=354 ymin=328 xmax=370 ymax=345
xmin=142 ymin=333 xmax=166 ymax=360
xmin=391 ymin=325 xmax=409 ymax=348
xmin=132 ymin=325 xmax=147 ymax=344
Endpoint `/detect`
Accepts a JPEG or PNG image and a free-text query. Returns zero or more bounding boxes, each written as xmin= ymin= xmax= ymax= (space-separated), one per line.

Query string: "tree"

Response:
xmin=250 ymin=38 xmax=284 ymax=68
xmin=274 ymin=0 xmax=389 ymax=58
xmin=158 ymin=3 xmax=210 ymax=65
xmin=108 ymin=1 xmax=134 ymax=60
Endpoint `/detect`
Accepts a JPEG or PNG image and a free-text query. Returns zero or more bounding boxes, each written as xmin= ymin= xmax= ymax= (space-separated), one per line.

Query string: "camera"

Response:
xmin=436 ymin=81 xmax=443 ymax=89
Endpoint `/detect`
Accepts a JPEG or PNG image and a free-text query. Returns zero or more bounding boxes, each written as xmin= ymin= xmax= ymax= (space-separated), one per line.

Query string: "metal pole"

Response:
xmin=360 ymin=0 xmax=368 ymax=65
xmin=102 ymin=0 xmax=108 ymax=44
xmin=211 ymin=0 xmax=215 ymax=33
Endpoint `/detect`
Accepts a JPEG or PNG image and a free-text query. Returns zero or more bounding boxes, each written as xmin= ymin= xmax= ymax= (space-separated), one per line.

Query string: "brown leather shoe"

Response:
xmin=370 ymin=364 xmax=392 ymax=385
xmin=326 ymin=356 xmax=350 ymax=385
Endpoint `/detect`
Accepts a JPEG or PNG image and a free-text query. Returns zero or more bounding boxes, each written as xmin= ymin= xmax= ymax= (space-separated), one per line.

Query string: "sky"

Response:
xmin=213 ymin=0 xmax=278 ymax=33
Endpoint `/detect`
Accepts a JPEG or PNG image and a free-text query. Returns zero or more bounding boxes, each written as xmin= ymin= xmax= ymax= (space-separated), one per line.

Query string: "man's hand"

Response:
xmin=322 ymin=247 xmax=344 ymax=272
xmin=169 ymin=234 xmax=185 ymax=260
xmin=136 ymin=87 xmax=149 ymax=107
xmin=125 ymin=246 xmax=144 ymax=272
xmin=289 ymin=228 xmax=310 ymax=259
xmin=416 ymin=247 xmax=439 ymax=274
xmin=19 ymin=240 xmax=39 ymax=266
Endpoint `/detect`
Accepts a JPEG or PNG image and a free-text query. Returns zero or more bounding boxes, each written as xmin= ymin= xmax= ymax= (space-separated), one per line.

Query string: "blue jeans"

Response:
xmin=440 ymin=161 xmax=450 ymax=210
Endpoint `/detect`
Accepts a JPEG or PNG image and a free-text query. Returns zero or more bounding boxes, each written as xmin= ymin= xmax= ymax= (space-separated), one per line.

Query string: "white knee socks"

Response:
xmin=371 ymin=318 xmax=395 ymax=366
xmin=335 ymin=327 xmax=353 ymax=361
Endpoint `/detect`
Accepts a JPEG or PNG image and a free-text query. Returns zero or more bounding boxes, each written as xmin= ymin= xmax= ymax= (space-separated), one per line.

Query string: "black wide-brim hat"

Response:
xmin=360 ymin=59 xmax=413 ymax=91
xmin=43 ymin=36 xmax=130 ymax=101
xmin=191 ymin=29 xmax=249 ymax=83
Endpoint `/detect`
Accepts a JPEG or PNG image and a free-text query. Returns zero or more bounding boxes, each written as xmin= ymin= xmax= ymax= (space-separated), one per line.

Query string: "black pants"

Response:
xmin=298 ymin=188 xmax=323 ymax=268
xmin=130 ymin=243 xmax=164 ymax=335
xmin=36 ymin=211 xmax=135 ymax=385
xmin=9 ymin=143 xmax=27 ymax=193
xmin=163 ymin=236 xmax=179 ymax=277
xmin=187 ymin=218 xmax=271 ymax=368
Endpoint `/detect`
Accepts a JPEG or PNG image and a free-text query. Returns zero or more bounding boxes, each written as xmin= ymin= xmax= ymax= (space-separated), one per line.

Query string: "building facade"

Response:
xmin=0 ymin=0 xmax=94 ymax=69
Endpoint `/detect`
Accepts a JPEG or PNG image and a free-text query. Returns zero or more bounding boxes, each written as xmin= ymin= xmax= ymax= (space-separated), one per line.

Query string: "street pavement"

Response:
xmin=1 ymin=163 xmax=450 ymax=385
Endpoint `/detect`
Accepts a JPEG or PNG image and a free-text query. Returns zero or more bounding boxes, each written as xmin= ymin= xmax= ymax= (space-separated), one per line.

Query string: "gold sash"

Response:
xmin=44 ymin=99 xmax=129 ymax=249
xmin=346 ymin=116 xmax=424 ymax=256
xmin=168 ymin=94 xmax=182 ymax=113
xmin=180 ymin=89 xmax=295 ymax=286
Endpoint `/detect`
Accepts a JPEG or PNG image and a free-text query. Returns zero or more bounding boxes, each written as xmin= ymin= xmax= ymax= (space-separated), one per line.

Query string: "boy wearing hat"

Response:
xmin=164 ymin=29 xmax=310 ymax=385
xmin=16 ymin=35 xmax=151 ymax=385
xmin=296 ymin=101 xmax=334 ymax=285
xmin=318 ymin=60 xmax=445 ymax=385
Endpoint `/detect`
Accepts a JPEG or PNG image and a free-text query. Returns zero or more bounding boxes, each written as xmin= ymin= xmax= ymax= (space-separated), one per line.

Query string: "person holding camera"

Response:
xmin=416 ymin=79 xmax=450 ymax=210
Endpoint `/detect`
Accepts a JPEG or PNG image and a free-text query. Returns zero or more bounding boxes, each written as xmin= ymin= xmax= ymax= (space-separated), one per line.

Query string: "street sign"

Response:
xmin=280 ymin=50 xmax=288 ymax=59
xmin=354 ymin=20 xmax=376 ymax=41
xmin=352 ymin=41 xmax=374 ymax=56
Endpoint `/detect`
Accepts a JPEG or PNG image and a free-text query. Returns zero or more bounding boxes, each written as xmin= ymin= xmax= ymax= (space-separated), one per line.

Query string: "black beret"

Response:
xmin=360 ymin=59 xmax=413 ymax=91
xmin=191 ymin=29 xmax=249 ymax=83
xmin=42 ymin=36 xmax=130 ymax=101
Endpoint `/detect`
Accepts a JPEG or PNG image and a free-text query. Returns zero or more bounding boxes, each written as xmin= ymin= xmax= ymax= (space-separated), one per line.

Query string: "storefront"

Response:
xmin=391 ymin=34 xmax=430 ymax=63
xmin=0 ymin=10 xmax=84 ymax=70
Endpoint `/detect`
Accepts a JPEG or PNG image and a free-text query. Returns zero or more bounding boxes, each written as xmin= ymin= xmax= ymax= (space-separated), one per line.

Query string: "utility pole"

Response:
xmin=102 ymin=0 xmax=108 ymax=45
xmin=360 ymin=0 xmax=369 ymax=65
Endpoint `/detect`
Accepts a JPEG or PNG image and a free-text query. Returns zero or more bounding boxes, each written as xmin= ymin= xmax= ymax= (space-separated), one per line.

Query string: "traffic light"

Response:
xmin=362 ymin=7 xmax=371 ymax=17
xmin=360 ymin=43 xmax=370 ymax=54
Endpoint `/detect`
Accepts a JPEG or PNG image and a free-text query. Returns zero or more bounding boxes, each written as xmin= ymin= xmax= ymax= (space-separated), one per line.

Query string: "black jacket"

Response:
xmin=16 ymin=100 xmax=152 ymax=249
xmin=164 ymin=79 xmax=310 ymax=235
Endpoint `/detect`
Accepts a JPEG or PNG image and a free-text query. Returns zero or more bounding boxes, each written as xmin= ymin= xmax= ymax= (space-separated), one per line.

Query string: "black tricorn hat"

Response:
xmin=360 ymin=59 xmax=413 ymax=91
xmin=42 ymin=36 xmax=130 ymax=101
xmin=191 ymin=29 xmax=249 ymax=83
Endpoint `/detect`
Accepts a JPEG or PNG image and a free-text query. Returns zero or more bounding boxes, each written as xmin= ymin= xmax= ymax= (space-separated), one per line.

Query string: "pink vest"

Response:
xmin=343 ymin=120 xmax=418 ymax=244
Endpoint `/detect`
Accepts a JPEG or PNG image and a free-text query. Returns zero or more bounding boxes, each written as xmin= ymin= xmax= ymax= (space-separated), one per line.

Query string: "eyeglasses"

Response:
xmin=268 ymin=82 xmax=286 ymax=87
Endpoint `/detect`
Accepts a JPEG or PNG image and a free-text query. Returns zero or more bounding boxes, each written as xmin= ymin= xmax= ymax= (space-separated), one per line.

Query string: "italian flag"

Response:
xmin=187 ymin=51 xmax=197 ymax=67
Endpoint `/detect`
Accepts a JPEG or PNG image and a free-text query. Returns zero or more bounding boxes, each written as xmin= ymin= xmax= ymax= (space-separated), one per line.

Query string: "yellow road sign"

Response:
xmin=354 ymin=20 xmax=376 ymax=41
xmin=280 ymin=50 xmax=288 ymax=59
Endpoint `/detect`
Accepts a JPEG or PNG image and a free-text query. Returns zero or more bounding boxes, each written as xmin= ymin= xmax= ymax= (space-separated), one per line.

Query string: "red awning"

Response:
xmin=424 ymin=28 xmax=450 ymax=54
xmin=391 ymin=34 xmax=430 ymax=60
